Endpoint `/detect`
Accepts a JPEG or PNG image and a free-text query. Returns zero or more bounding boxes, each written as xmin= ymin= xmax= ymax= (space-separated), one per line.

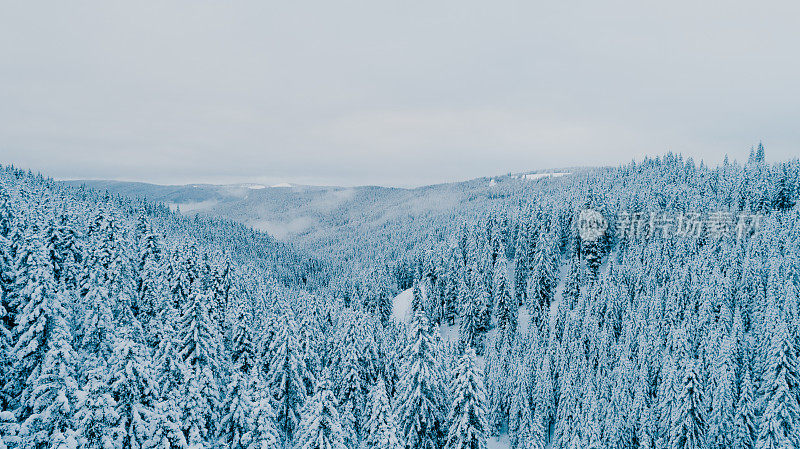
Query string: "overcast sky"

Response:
xmin=2 ymin=1 xmax=799 ymax=187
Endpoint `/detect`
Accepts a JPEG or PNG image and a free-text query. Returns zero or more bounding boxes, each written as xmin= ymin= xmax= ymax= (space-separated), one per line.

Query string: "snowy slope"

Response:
xmin=392 ymin=287 xmax=414 ymax=323
xmin=392 ymin=287 xmax=461 ymax=345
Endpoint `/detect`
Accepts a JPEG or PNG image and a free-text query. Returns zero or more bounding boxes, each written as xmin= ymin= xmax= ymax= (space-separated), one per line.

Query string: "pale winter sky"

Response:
xmin=1 ymin=1 xmax=799 ymax=187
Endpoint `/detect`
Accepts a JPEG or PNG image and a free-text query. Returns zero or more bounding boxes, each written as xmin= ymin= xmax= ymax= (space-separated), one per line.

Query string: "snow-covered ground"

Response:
xmin=518 ymin=305 xmax=532 ymax=335
xmin=487 ymin=435 xmax=512 ymax=449
xmin=392 ymin=287 xmax=415 ymax=323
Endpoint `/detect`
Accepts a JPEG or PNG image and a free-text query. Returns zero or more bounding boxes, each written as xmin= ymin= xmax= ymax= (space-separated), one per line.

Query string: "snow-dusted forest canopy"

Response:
xmin=1 ymin=147 xmax=800 ymax=449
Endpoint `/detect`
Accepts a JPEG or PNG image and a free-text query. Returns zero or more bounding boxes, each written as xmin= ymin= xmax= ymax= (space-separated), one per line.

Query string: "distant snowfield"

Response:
xmin=247 ymin=184 xmax=267 ymax=190
xmin=490 ymin=172 xmax=570 ymax=186
xmin=522 ymin=172 xmax=571 ymax=181
xmin=271 ymin=182 xmax=292 ymax=188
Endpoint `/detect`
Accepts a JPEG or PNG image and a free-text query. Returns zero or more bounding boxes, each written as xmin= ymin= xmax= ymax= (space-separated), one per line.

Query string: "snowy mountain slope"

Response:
xmin=62 ymin=169 xmax=585 ymax=259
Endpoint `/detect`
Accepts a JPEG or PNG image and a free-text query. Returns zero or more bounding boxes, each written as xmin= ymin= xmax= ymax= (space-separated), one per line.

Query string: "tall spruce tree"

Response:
xmin=294 ymin=370 xmax=347 ymax=449
xmin=445 ymin=347 xmax=488 ymax=449
xmin=395 ymin=311 xmax=446 ymax=449
xmin=76 ymin=367 xmax=119 ymax=449
xmin=13 ymin=249 xmax=80 ymax=448
xmin=177 ymin=282 xmax=223 ymax=448
xmin=755 ymin=317 xmax=799 ymax=449
xmin=365 ymin=379 xmax=400 ymax=449
xmin=670 ymin=359 xmax=706 ymax=449
xmin=492 ymin=258 xmax=517 ymax=345
xmin=733 ymin=369 xmax=757 ymax=449
xmin=110 ymin=336 xmax=157 ymax=449
xmin=266 ymin=313 xmax=312 ymax=442
xmin=217 ymin=372 xmax=256 ymax=449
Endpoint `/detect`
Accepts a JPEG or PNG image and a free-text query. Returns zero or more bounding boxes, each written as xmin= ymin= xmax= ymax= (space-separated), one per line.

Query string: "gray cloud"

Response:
xmin=2 ymin=0 xmax=798 ymax=186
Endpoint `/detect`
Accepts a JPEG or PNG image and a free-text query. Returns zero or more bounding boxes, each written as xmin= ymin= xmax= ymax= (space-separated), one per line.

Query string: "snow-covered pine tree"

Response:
xmin=294 ymin=370 xmax=347 ymax=449
xmin=412 ymin=278 xmax=424 ymax=316
xmin=395 ymin=311 xmax=446 ymax=449
xmin=461 ymin=267 xmax=490 ymax=354
xmin=527 ymin=232 xmax=556 ymax=325
xmin=445 ymin=347 xmax=488 ymax=449
xmin=755 ymin=316 xmax=799 ymax=449
xmin=670 ymin=359 xmax=706 ymax=449
xmin=208 ymin=259 xmax=232 ymax=325
xmin=76 ymin=367 xmax=120 ymax=449
xmin=459 ymin=274 xmax=480 ymax=350
xmin=483 ymin=343 xmax=508 ymax=437
xmin=77 ymin=268 xmax=115 ymax=362
xmin=773 ymin=163 xmax=796 ymax=211
xmin=489 ymin=220 xmax=506 ymax=269
xmin=230 ymin=305 xmax=258 ymax=376
xmin=492 ymin=257 xmax=517 ymax=345
xmin=561 ymin=256 xmax=580 ymax=310
xmin=365 ymin=379 xmax=400 ymax=449
xmin=217 ymin=372 xmax=256 ymax=449
xmin=336 ymin=345 xmax=364 ymax=448
xmin=177 ymin=281 xmax=223 ymax=448
xmin=516 ymin=405 xmax=545 ymax=449
xmin=442 ymin=256 xmax=459 ymax=326
xmin=375 ymin=275 xmax=394 ymax=326
xmin=581 ymin=237 xmax=602 ymax=282
xmin=512 ymin=220 xmax=532 ymax=307
xmin=733 ymin=369 xmax=756 ymax=449
xmin=0 ymin=225 xmax=14 ymax=412
xmin=45 ymin=214 xmax=81 ymax=291
xmin=110 ymin=336 xmax=158 ymax=449
xmin=266 ymin=313 xmax=312 ymax=442
xmin=0 ymin=186 xmax=12 ymax=242
xmin=148 ymin=398 xmax=189 ymax=449
xmin=508 ymin=354 xmax=533 ymax=449
xmin=707 ymin=336 xmax=736 ymax=449
xmin=0 ymin=409 xmax=19 ymax=448
xmin=136 ymin=219 xmax=164 ymax=332
xmin=250 ymin=378 xmax=280 ymax=449
xmin=82 ymin=213 xmax=134 ymax=323
xmin=531 ymin=347 xmax=554 ymax=449
xmin=14 ymin=249 xmax=80 ymax=448
xmin=153 ymin=300 xmax=183 ymax=401
xmin=169 ymin=246 xmax=199 ymax=312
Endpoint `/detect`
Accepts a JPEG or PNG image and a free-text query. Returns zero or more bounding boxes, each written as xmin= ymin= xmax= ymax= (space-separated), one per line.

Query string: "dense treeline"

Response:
xmin=0 ymin=165 xmax=323 ymax=448
xmin=319 ymin=147 xmax=800 ymax=449
xmin=0 ymin=145 xmax=798 ymax=449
